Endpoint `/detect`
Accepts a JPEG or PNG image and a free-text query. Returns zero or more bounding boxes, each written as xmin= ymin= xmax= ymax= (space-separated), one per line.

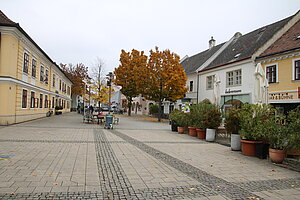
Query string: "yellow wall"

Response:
xmin=0 ymin=31 xmax=72 ymax=125
xmin=262 ymin=55 xmax=300 ymax=92
xmin=0 ymin=34 xmax=18 ymax=77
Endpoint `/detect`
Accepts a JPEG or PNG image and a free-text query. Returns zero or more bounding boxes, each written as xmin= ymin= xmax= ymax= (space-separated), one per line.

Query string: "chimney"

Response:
xmin=209 ymin=36 xmax=216 ymax=49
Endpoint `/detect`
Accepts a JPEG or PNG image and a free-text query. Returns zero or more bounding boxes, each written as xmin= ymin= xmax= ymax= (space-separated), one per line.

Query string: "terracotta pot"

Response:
xmin=241 ymin=139 xmax=262 ymax=156
xmin=184 ymin=127 xmax=189 ymax=133
xmin=269 ymin=148 xmax=286 ymax=164
xmin=177 ymin=127 xmax=185 ymax=134
xmin=188 ymin=127 xmax=197 ymax=136
xmin=196 ymin=128 xmax=206 ymax=139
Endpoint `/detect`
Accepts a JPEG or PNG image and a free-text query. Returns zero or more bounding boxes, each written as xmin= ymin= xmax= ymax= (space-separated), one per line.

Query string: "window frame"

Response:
xmin=32 ymin=58 xmax=37 ymax=78
xmin=23 ymin=52 xmax=29 ymax=74
xmin=226 ymin=69 xmax=242 ymax=87
xmin=40 ymin=65 xmax=44 ymax=82
xmin=206 ymin=75 xmax=214 ymax=90
xmin=30 ymin=91 xmax=35 ymax=108
xmin=265 ymin=63 xmax=278 ymax=84
xmin=293 ymin=58 xmax=300 ymax=81
xmin=39 ymin=94 xmax=43 ymax=108
xmin=52 ymin=74 xmax=56 ymax=87
xmin=45 ymin=68 xmax=49 ymax=85
xmin=22 ymin=89 xmax=28 ymax=108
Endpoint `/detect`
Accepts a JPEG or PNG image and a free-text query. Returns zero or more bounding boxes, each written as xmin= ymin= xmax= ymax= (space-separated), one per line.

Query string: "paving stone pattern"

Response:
xmin=109 ymin=129 xmax=262 ymax=200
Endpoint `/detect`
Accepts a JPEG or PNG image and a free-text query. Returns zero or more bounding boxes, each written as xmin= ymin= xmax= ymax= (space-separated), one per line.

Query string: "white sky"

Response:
xmin=2 ymin=0 xmax=300 ymax=74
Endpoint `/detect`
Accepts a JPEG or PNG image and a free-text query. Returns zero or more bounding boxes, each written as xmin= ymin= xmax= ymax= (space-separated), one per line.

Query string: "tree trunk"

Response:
xmin=128 ymin=98 xmax=132 ymax=116
xmin=158 ymin=100 xmax=162 ymax=122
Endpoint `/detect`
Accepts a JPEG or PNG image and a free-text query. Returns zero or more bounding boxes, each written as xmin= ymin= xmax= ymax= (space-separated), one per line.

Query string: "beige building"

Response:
xmin=0 ymin=10 xmax=72 ymax=125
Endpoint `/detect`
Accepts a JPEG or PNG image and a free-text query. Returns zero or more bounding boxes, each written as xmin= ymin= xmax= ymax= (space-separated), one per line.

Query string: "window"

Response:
xmin=59 ymin=79 xmax=62 ymax=90
xmin=52 ymin=97 xmax=55 ymax=108
xmin=30 ymin=91 xmax=35 ymax=108
xmin=45 ymin=69 xmax=49 ymax=84
xmin=32 ymin=59 xmax=36 ymax=78
xmin=206 ymin=75 xmax=214 ymax=89
xmin=22 ymin=89 xmax=27 ymax=108
xmin=40 ymin=66 xmax=44 ymax=82
xmin=189 ymin=81 xmax=193 ymax=92
xmin=39 ymin=94 xmax=43 ymax=108
xmin=67 ymin=101 xmax=70 ymax=109
xmin=52 ymin=74 xmax=56 ymax=87
xmin=45 ymin=95 xmax=48 ymax=108
xmin=227 ymin=69 xmax=242 ymax=86
xmin=295 ymin=60 xmax=300 ymax=80
xmin=67 ymin=86 xmax=70 ymax=95
xmin=266 ymin=65 xmax=277 ymax=83
xmin=23 ymin=52 xmax=29 ymax=74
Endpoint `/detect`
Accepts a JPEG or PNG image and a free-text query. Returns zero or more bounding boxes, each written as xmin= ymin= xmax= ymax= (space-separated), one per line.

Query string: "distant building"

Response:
xmin=0 ymin=10 xmax=72 ymax=125
xmin=257 ymin=18 xmax=300 ymax=113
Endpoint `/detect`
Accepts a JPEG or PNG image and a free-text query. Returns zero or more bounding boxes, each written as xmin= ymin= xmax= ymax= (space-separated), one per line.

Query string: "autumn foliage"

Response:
xmin=114 ymin=47 xmax=188 ymax=120
xmin=114 ymin=49 xmax=148 ymax=116
xmin=61 ymin=63 xmax=90 ymax=95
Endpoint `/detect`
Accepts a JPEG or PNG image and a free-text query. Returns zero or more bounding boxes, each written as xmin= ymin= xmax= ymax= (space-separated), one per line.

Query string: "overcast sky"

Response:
xmin=2 ymin=0 xmax=300 ymax=74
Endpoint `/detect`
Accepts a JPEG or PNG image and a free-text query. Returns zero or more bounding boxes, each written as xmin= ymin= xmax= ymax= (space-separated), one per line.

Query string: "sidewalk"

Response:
xmin=0 ymin=112 xmax=299 ymax=199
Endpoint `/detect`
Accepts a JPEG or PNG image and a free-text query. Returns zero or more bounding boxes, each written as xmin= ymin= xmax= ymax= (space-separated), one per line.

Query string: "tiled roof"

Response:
xmin=181 ymin=43 xmax=224 ymax=75
xmin=202 ymin=15 xmax=293 ymax=71
xmin=259 ymin=19 xmax=300 ymax=57
xmin=0 ymin=10 xmax=17 ymax=25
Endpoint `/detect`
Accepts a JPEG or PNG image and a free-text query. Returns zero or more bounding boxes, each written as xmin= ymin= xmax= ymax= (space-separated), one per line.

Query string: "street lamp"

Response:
xmin=106 ymin=72 xmax=113 ymax=114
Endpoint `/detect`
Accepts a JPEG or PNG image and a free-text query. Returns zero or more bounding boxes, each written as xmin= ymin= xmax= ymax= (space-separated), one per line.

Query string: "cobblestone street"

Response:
xmin=0 ymin=113 xmax=299 ymax=200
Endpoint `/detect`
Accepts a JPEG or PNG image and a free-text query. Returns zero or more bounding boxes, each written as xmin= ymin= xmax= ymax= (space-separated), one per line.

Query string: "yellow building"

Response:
xmin=257 ymin=19 xmax=300 ymax=113
xmin=0 ymin=10 xmax=72 ymax=125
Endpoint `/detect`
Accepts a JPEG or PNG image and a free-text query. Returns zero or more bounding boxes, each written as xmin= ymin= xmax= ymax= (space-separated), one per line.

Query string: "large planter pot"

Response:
xmin=241 ymin=139 xmax=262 ymax=156
xmin=269 ymin=148 xmax=287 ymax=164
xmin=184 ymin=127 xmax=189 ymax=134
xmin=188 ymin=127 xmax=197 ymax=137
xmin=196 ymin=128 xmax=206 ymax=139
xmin=177 ymin=127 xmax=185 ymax=134
xmin=255 ymin=143 xmax=269 ymax=159
xmin=206 ymin=128 xmax=216 ymax=142
xmin=171 ymin=121 xmax=178 ymax=132
xmin=231 ymin=134 xmax=241 ymax=151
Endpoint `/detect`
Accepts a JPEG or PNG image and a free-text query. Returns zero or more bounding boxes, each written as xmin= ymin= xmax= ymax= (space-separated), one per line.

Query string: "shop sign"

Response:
xmin=225 ymin=89 xmax=242 ymax=94
xmin=269 ymin=92 xmax=295 ymax=101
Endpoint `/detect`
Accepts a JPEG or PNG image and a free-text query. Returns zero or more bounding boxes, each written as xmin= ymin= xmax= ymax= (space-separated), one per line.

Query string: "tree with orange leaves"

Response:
xmin=114 ymin=49 xmax=148 ymax=116
xmin=143 ymin=47 xmax=188 ymax=121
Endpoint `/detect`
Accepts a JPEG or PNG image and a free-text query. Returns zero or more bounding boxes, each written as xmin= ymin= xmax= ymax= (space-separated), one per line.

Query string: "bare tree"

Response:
xmin=91 ymin=58 xmax=106 ymax=113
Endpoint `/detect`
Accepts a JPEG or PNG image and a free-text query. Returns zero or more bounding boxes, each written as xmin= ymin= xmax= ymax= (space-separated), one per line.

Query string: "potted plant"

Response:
xmin=239 ymin=104 xmax=272 ymax=156
xmin=189 ymin=103 xmax=207 ymax=139
xmin=225 ymin=107 xmax=242 ymax=151
xmin=187 ymin=105 xmax=198 ymax=137
xmin=169 ymin=109 xmax=180 ymax=132
xmin=174 ymin=112 xmax=189 ymax=134
xmin=205 ymin=104 xmax=222 ymax=142
xmin=286 ymin=106 xmax=300 ymax=156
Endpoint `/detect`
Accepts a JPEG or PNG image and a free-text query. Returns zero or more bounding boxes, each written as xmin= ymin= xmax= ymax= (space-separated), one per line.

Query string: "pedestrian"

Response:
xmin=89 ymin=105 xmax=94 ymax=114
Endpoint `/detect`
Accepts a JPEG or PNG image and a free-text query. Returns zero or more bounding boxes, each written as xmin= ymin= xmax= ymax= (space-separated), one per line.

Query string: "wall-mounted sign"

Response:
xmin=225 ymin=89 xmax=242 ymax=94
xmin=269 ymin=92 xmax=296 ymax=100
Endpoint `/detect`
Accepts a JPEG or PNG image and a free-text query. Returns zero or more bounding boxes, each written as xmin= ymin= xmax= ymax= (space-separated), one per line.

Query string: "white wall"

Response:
xmin=186 ymin=73 xmax=198 ymax=103
xmin=198 ymin=60 xmax=256 ymax=105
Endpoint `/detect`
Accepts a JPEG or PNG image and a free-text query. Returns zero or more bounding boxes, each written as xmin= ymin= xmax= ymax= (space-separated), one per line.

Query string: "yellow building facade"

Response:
xmin=258 ymin=19 xmax=300 ymax=112
xmin=0 ymin=11 xmax=72 ymax=125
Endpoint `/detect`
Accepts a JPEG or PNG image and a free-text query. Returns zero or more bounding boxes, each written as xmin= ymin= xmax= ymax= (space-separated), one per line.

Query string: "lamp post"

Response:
xmin=106 ymin=72 xmax=113 ymax=114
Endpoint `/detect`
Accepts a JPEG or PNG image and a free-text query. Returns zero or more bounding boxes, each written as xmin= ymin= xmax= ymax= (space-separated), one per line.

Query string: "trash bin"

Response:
xmin=104 ymin=114 xmax=113 ymax=129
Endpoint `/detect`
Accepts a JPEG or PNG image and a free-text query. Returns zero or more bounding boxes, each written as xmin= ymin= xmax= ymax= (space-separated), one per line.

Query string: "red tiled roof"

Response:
xmin=260 ymin=19 xmax=300 ymax=57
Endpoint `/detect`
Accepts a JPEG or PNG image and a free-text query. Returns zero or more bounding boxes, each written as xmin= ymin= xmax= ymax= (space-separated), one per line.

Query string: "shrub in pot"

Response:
xmin=174 ymin=112 xmax=189 ymax=134
xmin=286 ymin=106 xmax=300 ymax=155
xmin=189 ymin=103 xmax=210 ymax=138
xmin=204 ymin=105 xmax=221 ymax=142
xmin=169 ymin=109 xmax=180 ymax=132
xmin=239 ymin=104 xmax=272 ymax=156
xmin=225 ymin=107 xmax=241 ymax=151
